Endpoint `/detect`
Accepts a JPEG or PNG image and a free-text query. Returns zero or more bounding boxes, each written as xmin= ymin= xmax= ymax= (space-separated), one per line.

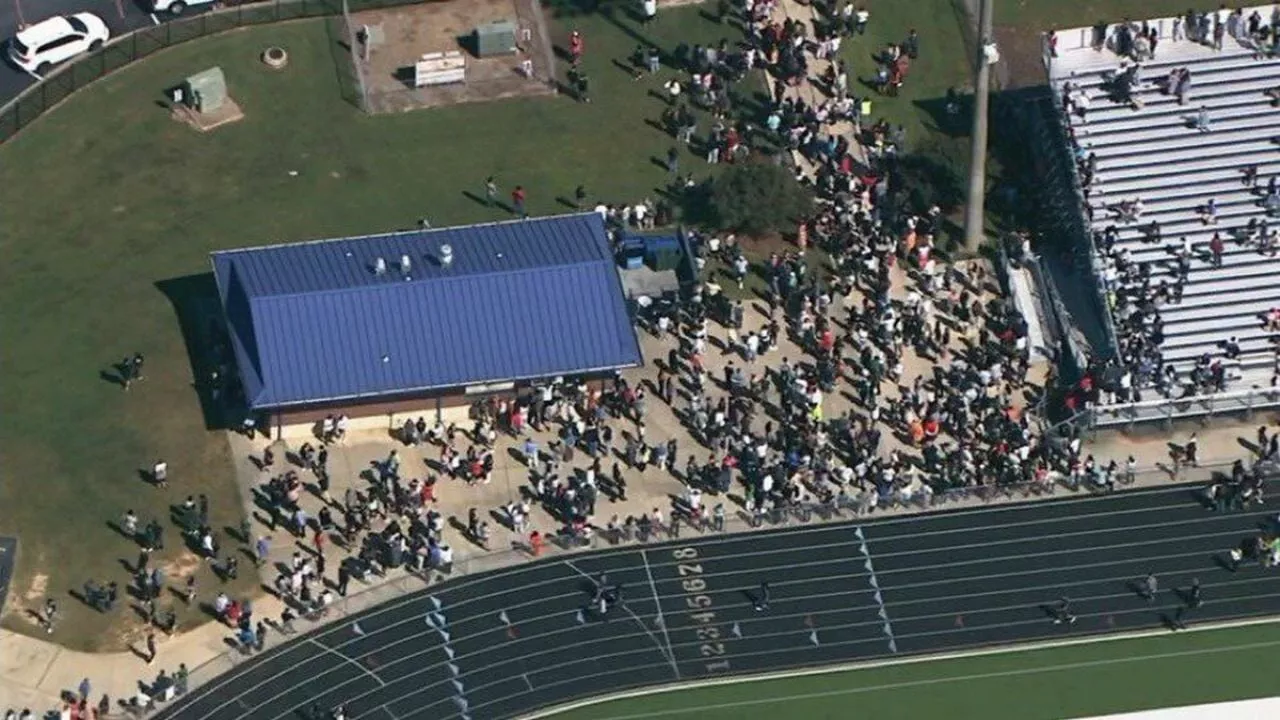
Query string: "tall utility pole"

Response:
xmin=963 ymin=0 xmax=995 ymax=253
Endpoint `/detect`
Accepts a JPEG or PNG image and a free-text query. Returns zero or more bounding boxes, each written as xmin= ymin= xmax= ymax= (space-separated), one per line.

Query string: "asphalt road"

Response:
xmin=0 ymin=0 xmax=155 ymax=106
xmin=154 ymin=482 xmax=1280 ymax=720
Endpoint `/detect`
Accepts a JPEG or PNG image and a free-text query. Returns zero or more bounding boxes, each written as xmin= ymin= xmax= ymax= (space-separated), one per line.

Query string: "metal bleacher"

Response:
xmin=1045 ymin=13 xmax=1280 ymax=427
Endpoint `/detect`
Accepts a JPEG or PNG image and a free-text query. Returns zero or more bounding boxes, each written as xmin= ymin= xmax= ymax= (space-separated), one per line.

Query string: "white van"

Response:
xmin=8 ymin=13 xmax=109 ymax=75
xmin=152 ymin=0 xmax=219 ymax=15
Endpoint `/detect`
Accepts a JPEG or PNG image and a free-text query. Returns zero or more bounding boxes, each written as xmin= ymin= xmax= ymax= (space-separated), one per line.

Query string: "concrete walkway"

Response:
xmin=760 ymin=0 xmax=864 ymax=179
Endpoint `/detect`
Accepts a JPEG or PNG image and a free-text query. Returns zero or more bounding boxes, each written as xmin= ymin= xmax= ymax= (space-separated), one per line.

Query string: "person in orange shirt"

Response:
xmin=909 ymin=418 xmax=925 ymax=445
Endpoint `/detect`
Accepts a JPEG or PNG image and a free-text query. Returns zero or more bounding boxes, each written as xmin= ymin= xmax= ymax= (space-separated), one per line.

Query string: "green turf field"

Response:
xmin=544 ymin=622 xmax=1280 ymax=720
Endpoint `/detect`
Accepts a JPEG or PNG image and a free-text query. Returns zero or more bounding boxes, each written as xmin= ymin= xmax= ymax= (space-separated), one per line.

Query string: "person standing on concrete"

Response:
xmin=145 ymin=631 xmax=158 ymax=665
xmin=255 ymin=535 xmax=270 ymax=567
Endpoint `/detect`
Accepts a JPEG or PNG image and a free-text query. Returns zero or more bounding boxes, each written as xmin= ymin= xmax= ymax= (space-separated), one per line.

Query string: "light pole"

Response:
xmin=963 ymin=0 xmax=995 ymax=253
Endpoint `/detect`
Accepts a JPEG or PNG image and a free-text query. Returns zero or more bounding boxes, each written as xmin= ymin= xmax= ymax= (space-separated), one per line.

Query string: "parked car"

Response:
xmin=8 ymin=13 xmax=109 ymax=75
xmin=152 ymin=0 xmax=219 ymax=15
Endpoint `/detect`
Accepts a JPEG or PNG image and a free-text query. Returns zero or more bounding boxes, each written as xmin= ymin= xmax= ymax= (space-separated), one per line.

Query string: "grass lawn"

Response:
xmin=545 ymin=622 xmax=1280 ymax=720
xmin=0 ymin=0 xmax=971 ymax=649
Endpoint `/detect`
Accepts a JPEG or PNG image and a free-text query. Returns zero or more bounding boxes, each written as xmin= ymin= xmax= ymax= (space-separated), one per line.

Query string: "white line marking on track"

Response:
xmin=575 ymin=636 xmax=1280 ymax=720
xmin=640 ymin=550 xmax=682 ymax=680
xmin=523 ymin=672 xmax=535 ymax=691
xmin=150 ymin=13 xmax=160 ymax=24
xmin=564 ymin=558 xmax=681 ymax=679
xmin=307 ymin=639 xmax=386 ymax=687
xmin=515 ymin=615 xmax=1280 ymax=720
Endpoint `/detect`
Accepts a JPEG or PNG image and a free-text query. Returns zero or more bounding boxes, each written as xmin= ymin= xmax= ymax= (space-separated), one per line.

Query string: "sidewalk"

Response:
xmin=761 ymin=0 xmax=864 ymax=180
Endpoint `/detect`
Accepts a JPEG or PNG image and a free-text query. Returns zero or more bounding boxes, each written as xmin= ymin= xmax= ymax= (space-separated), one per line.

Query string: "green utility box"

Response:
xmin=474 ymin=20 xmax=518 ymax=57
xmin=184 ymin=67 xmax=227 ymax=113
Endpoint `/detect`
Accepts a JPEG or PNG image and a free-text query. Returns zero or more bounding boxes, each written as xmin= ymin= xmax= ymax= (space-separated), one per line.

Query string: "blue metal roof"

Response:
xmin=211 ymin=213 xmax=643 ymax=410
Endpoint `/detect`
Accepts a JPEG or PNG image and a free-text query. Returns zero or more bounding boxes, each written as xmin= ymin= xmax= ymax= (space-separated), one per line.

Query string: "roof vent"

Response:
xmin=399 ymin=254 xmax=412 ymax=275
xmin=440 ymin=244 xmax=454 ymax=267
xmin=373 ymin=257 xmax=387 ymax=276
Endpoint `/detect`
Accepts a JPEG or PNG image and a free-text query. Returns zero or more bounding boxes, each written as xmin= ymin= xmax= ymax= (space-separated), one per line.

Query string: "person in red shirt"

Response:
xmin=569 ymin=30 xmax=584 ymax=65
xmin=511 ymin=185 xmax=527 ymax=218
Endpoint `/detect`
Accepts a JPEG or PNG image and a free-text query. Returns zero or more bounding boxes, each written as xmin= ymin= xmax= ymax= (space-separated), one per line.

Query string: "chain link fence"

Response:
xmin=0 ymin=0 xmax=436 ymax=144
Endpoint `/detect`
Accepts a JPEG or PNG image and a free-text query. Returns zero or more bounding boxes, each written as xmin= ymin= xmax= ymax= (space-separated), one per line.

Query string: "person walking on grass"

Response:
xmin=511 ymin=185 xmax=528 ymax=219
xmin=484 ymin=176 xmax=499 ymax=207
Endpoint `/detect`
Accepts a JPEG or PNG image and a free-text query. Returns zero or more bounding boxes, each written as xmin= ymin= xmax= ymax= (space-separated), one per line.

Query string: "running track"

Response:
xmin=154 ymin=482 xmax=1280 ymax=720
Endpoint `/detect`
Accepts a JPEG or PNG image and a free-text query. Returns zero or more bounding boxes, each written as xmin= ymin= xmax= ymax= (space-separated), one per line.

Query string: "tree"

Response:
xmin=708 ymin=159 xmax=813 ymax=235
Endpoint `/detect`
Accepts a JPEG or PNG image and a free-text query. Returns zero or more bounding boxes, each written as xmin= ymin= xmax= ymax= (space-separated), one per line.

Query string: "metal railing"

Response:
xmin=1093 ymin=384 xmax=1280 ymax=429
xmin=0 ymin=0 xmax=437 ymax=144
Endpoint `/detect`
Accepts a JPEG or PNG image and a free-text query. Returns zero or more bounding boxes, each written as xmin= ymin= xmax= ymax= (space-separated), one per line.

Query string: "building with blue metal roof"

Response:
xmin=211 ymin=213 xmax=643 ymax=426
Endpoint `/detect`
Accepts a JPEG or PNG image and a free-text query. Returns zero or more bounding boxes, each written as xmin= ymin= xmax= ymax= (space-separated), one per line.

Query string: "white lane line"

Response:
xmin=514 ymin=616 xmax=1280 ymax=720
xmin=572 ymin=636 xmax=1280 ymax=720
xmin=249 ymin=533 xmax=1246 ymax=720
xmin=684 ymin=508 xmax=1243 ymax=569
xmin=421 ymin=613 xmax=1280 ymax=720
xmin=652 ymin=526 xmax=1243 ymax=590
xmin=310 ymin=581 xmax=1280 ymax=720
xmin=523 ymin=672 xmax=535 ymax=691
xmin=258 ymin=539 xmax=1250 ymax=720
xmin=307 ymin=639 xmax=386 ymax=687
xmin=563 ymin=558 xmax=682 ymax=680
xmin=641 ymin=550 xmax=682 ymax=680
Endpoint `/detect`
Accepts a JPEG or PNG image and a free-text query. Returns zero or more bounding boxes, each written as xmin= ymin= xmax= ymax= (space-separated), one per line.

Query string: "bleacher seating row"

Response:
xmin=1057 ymin=39 xmax=1280 ymax=388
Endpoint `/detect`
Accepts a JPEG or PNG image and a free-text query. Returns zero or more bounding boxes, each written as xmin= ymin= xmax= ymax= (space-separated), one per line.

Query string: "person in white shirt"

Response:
xmin=642 ymin=0 xmax=657 ymax=25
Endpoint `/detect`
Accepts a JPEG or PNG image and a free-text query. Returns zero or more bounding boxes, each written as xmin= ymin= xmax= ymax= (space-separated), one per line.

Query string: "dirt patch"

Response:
xmin=22 ymin=572 xmax=47 ymax=602
xmin=161 ymin=552 xmax=202 ymax=581
xmin=4 ymin=571 xmax=49 ymax=627
xmin=350 ymin=0 xmax=556 ymax=114
xmin=995 ymin=24 xmax=1050 ymax=89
